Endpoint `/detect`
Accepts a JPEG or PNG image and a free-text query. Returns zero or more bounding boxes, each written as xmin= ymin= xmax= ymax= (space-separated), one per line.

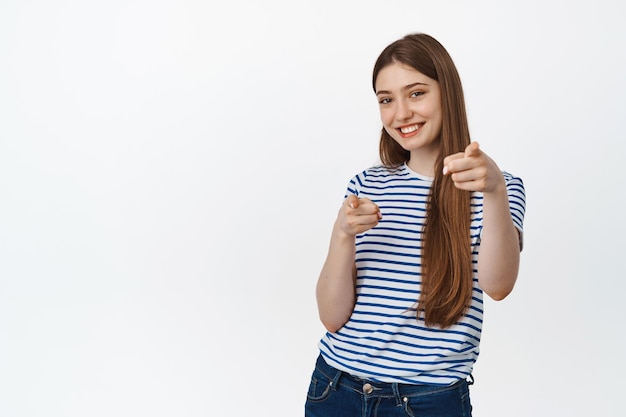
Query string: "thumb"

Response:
xmin=346 ymin=194 xmax=359 ymax=209
xmin=464 ymin=141 xmax=481 ymax=158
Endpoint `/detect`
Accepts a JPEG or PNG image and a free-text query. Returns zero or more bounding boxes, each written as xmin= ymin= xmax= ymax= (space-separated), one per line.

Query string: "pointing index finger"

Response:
xmin=464 ymin=141 xmax=481 ymax=158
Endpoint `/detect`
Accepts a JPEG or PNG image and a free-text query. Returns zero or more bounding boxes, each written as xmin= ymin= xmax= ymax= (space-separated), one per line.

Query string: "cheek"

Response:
xmin=415 ymin=102 xmax=436 ymax=118
xmin=427 ymin=99 xmax=443 ymax=120
xmin=432 ymin=109 xmax=443 ymax=131
xmin=383 ymin=126 xmax=396 ymax=139
xmin=379 ymin=108 xmax=394 ymax=126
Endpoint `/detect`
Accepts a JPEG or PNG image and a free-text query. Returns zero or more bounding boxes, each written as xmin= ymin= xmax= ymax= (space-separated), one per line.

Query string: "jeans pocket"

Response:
xmin=401 ymin=381 xmax=471 ymax=417
xmin=306 ymin=367 xmax=334 ymax=402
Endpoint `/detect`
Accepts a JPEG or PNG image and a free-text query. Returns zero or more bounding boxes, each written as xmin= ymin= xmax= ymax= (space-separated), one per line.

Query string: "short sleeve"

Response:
xmin=344 ymin=170 xmax=367 ymax=200
xmin=503 ymin=172 xmax=526 ymax=251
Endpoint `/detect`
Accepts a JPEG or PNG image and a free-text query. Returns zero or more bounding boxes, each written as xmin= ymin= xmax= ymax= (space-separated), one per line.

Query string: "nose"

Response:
xmin=395 ymin=99 xmax=412 ymax=120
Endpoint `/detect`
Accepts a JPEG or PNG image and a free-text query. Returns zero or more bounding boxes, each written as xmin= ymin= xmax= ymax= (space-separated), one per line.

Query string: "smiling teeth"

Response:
xmin=400 ymin=124 xmax=420 ymax=134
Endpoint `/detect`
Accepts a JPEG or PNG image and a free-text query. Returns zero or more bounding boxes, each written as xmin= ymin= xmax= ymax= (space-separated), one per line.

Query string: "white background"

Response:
xmin=1 ymin=0 xmax=624 ymax=415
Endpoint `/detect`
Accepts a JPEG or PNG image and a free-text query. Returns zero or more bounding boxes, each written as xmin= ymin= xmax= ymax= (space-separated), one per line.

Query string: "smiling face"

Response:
xmin=375 ymin=62 xmax=443 ymax=173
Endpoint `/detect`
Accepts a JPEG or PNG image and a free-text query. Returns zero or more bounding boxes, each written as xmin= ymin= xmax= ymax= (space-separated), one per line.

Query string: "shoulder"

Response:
xmin=346 ymin=164 xmax=407 ymax=196
xmin=361 ymin=164 xmax=409 ymax=181
xmin=501 ymin=171 xmax=526 ymax=200
xmin=501 ymin=171 xmax=526 ymax=233
xmin=502 ymin=171 xmax=524 ymax=187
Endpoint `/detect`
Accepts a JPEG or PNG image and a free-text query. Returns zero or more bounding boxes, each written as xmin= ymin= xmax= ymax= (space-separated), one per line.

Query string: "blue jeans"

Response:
xmin=305 ymin=354 xmax=473 ymax=417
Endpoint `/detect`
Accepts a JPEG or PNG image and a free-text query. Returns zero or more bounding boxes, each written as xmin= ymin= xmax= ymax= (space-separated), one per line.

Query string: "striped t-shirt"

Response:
xmin=318 ymin=163 xmax=526 ymax=386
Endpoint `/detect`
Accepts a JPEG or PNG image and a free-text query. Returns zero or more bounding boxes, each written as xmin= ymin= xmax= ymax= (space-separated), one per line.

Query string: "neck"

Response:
xmin=407 ymin=148 xmax=439 ymax=177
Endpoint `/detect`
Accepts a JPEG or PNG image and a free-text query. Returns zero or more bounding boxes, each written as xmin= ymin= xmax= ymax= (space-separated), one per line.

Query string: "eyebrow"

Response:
xmin=376 ymin=82 xmax=428 ymax=96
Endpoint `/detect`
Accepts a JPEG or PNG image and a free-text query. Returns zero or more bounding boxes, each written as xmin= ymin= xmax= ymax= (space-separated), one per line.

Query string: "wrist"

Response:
xmin=332 ymin=222 xmax=356 ymax=242
xmin=484 ymin=175 xmax=506 ymax=196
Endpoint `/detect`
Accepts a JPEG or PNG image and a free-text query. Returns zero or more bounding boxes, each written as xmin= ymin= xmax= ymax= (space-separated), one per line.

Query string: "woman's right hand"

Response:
xmin=336 ymin=195 xmax=382 ymax=237
xmin=317 ymin=195 xmax=382 ymax=332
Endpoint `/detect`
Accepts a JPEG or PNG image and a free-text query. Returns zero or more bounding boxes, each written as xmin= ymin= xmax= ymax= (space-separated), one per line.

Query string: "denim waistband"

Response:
xmin=314 ymin=354 xmax=468 ymax=399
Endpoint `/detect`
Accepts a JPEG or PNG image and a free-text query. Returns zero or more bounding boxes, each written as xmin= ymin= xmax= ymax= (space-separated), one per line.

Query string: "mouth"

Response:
xmin=397 ymin=123 xmax=424 ymax=135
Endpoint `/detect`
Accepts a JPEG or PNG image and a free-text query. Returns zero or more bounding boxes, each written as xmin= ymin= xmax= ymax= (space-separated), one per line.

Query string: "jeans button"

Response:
xmin=363 ymin=383 xmax=373 ymax=394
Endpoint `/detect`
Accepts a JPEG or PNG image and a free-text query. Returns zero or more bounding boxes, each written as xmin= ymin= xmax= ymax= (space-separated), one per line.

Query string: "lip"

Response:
xmin=396 ymin=123 xmax=424 ymax=138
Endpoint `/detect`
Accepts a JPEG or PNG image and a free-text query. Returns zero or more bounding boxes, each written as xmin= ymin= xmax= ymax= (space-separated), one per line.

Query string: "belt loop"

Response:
xmin=467 ymin=374 xmax=475 ymax=386
xmin=392 ymin=382 xmax=403 ymax=406
xmin=330 ymin=368 xmax=342 ymax=391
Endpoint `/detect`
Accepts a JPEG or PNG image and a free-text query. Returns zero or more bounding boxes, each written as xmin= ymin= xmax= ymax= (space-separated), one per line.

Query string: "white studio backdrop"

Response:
xmin=1 ymin=0 xmax=624 ymax=415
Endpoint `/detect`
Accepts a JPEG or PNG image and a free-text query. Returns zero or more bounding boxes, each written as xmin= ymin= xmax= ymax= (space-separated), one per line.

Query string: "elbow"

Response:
xmin=320 ymin=316 xmax=348 ymax=333
xmin=323 ymin=323 xmax=342 ymax=333
xmin=319 ymin=308 xmax=351 ymax=333
xmin=486 ymin=289 xmax=512 ymax=301
xmin=483 ymin=279 xmax=516 ymax=301
xmin=479 ymin=269 xmax=518 ymax=301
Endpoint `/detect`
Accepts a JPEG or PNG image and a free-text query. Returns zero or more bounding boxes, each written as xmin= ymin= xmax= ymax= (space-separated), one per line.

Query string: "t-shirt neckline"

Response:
xmin=403 ymin=163 xmax=434 ymax=182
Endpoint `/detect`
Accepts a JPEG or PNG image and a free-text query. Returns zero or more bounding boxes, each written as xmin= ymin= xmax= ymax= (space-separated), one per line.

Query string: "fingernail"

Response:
xmin=442 ymin=166 xmax=449 ymax=175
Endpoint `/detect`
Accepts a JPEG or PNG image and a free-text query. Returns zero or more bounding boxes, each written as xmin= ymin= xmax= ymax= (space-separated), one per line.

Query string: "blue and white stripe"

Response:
xmin=318 ymin=164 xmax=526 ymax=385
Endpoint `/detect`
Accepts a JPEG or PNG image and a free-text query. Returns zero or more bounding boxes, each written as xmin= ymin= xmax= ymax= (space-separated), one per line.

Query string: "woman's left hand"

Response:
xmin=444 ymin=141 xmax=521 ymax=300
xmin=442 ymin=142 xmax=504 ymax=194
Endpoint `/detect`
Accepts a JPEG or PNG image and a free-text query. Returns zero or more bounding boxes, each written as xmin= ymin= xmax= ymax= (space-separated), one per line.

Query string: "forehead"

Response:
xmin=375 ymin=62 xmax=436 ymax=92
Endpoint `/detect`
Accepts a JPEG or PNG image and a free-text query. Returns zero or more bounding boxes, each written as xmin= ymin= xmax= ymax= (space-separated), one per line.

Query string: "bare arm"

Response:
xmin=443 ymin=142 xmax=521 ymax=301
xmin=316 ymin=195 xmax=381 ymax=332
xmin=475 ymin=182 xmax=520 ymax=300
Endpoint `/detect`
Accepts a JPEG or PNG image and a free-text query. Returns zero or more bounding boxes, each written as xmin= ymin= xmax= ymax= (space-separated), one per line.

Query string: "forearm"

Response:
xmin=316 ymin=224 xmax=358 ymax=332
xmin=477 ymin=185 xmax=521 ymax=300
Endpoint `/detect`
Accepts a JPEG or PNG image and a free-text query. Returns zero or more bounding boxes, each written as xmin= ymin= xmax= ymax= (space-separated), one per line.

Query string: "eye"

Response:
xmin=410 ymin=91 xmax=424 ymax=98
xmin=378 ymin=97 xmax=392 ymax=104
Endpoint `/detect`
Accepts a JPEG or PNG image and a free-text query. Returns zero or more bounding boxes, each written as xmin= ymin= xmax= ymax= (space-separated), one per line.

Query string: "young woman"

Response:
xmin=305 ymin=33 xmax=526 ymax=416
